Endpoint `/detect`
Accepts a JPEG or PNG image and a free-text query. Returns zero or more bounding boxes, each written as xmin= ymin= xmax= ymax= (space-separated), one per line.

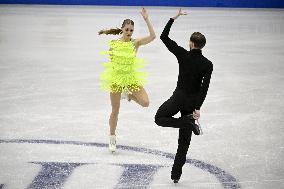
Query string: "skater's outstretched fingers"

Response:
xmin=172 ymin=8 xmax=187 ymax=20
xmin=140 ymin=7 xmax=148 ymax=20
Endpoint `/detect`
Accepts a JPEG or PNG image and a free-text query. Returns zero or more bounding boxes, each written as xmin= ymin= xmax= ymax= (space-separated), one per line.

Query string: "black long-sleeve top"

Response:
xmin=160 ymin=18 xmax=213 ymax=110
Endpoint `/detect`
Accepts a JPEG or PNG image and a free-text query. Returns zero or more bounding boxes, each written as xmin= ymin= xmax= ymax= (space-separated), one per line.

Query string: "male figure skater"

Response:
xmin=155 ymin=9 xmax=213 ymax=183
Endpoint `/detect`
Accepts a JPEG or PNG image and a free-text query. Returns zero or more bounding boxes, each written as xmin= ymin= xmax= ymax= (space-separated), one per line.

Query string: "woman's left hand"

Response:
xmin=140 ymin=7 xmax=149 ymax=20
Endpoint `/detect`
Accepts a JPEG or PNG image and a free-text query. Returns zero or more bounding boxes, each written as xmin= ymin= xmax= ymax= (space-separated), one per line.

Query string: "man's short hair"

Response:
xmin=190 ymin=32 xmax=206 ymax=49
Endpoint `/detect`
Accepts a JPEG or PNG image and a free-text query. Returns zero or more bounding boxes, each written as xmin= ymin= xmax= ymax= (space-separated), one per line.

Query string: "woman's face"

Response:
xmin=122 ymin=24 xmax=134 ymax=40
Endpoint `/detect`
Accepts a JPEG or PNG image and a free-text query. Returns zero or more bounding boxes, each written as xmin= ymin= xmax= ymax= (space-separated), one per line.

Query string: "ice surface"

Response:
xmin=0 ymin=5 xmax=283 ymax=188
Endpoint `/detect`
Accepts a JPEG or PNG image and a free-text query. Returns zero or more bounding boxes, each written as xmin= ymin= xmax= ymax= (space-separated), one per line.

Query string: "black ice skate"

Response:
xmin=181 ymin=114 xmax=200 ymax=135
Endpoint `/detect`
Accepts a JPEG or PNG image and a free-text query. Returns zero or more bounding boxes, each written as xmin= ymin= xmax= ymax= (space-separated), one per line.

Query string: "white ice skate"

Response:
xmin=121 ymin=92 xmax=131 ymax=101
xmin=109 ymin=135 xmax=117 ymax=153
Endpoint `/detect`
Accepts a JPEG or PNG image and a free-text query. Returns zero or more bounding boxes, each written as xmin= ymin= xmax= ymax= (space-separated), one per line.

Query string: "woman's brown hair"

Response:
xmin=98 ymin=19 xmax=134 ymax=35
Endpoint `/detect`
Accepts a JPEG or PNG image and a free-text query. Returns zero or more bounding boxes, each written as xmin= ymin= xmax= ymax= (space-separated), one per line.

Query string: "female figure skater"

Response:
xmin=98 ymin=8 xmax=156 ymax=153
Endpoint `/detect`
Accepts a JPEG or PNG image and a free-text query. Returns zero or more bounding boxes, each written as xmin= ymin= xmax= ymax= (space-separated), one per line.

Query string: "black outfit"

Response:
xmin=155 ymin=18 xmax=213 ymax=181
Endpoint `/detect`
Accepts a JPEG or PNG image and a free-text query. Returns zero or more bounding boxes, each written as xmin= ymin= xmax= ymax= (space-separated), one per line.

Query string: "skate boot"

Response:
xmin=109 ymin=135 xmax=116 ymax=153
xmin=181 ymin=114 xmax=200 ymax=135
xmin=171 ymin=167 xmax=181 ymax=184
xmin=121 ymin=92 xmax=131 ymax=101
xmin=173 ymin=179 xmax=179 ymax=183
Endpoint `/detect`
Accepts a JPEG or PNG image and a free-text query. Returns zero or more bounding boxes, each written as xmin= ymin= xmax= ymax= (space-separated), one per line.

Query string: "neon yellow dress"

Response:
xmin=100 ymin=40 xmax=147 ymax=94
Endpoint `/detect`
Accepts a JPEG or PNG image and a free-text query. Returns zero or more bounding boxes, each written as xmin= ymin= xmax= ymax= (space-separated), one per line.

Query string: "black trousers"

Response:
xmin=155 ymin=89 xmax=196 ymax=180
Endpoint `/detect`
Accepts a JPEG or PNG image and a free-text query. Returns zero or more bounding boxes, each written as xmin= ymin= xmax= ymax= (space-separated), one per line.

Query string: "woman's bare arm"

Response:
xmin=135 ymin=8 xmax=156 ymax=48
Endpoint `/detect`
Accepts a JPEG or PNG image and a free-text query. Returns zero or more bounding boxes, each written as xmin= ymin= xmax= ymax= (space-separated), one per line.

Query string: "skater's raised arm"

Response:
xmin=135 ymin=8 xmax=156 ymax=47
xmin=160 ymin=9 xmax=187 ymax=57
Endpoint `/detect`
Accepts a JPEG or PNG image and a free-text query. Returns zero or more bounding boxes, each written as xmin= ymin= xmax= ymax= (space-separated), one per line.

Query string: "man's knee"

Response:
xmin=154 ymin=113 xmax=161 ymax=126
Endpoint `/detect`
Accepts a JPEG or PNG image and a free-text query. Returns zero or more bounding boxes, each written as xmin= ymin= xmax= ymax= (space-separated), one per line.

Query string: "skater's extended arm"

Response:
xmin=135 ymin=8 xmax=156 ymax=47
xmin=195 ymin=63 xmax=213 ymax=110
xmin=160 ymin=9 xmax=187 ymax=58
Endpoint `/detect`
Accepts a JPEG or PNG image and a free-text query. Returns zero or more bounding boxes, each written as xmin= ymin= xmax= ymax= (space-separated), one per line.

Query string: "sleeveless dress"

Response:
xmin=100 ymin=40 xmax=147 ymax=94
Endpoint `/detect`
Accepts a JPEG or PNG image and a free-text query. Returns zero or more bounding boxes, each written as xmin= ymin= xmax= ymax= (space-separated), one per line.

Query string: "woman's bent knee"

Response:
xmin=141 ymin=100 xmax=150 ymax=107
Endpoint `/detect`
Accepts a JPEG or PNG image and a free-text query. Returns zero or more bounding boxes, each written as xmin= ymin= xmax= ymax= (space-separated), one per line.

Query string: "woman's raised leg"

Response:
xmin=129 ymin=87 xmax=150 ymax=107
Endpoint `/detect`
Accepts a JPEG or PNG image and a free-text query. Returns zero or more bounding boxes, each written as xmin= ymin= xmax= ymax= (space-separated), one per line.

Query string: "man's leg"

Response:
xmin=171 ymin=110 xmax=193 ymax=182
xmin=155 ymin=91 xmax=184 ymax=128
xmin=171 ymin=128 xmax=192 ymax=181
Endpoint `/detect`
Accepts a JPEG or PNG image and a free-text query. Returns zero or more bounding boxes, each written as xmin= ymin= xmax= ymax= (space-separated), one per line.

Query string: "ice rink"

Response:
xmin=0 ymin=5 xmax=283 ymax=189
